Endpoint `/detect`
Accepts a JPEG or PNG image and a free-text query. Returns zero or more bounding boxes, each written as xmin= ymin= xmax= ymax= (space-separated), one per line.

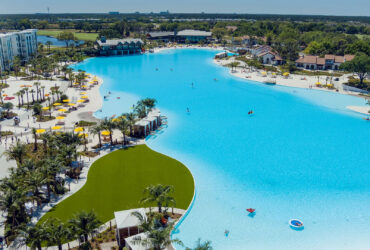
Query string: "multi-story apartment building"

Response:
xmin=0 ymin=29 xmax=37 ymax=72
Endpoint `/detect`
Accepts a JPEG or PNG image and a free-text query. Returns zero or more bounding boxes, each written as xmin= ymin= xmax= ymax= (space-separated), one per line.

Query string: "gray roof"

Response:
xmin=148 ymin=31 xmax=174 ymax=38
xmin=177 ymin=29 xmax=212 ymax=37
xmin=97 ymin=38 xmax=143 ymax=46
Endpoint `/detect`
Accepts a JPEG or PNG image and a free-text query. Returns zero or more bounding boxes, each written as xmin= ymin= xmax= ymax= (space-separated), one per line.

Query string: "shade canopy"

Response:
xmin=74 ymin=127 xmax=84 ymax=132
xmin=77 ymin=100 xmax=85 ymax=103
xmin=42 ymin=107 xmax=50 ymax=110
xmin=81 ymin=96 xmax=88 ymax=99
xmin=62 ymin=99 xmax=70 ymax=103
xmin=53 ymin=103 xmax=62 ymax=106
xmin=283 ymin=72 xmax=290 ymax=76
xmin=52 ymin=126 xmax=62 ymax=130
xmin=36 ymin=129 xmax=46 ymax=134
xmin=101 ymin=130 xmax=111 ymax=136
xmin=56 ymin=116 xmax=65 ymax=120
xmin=58 ymin=108 xmax=67 ymax=112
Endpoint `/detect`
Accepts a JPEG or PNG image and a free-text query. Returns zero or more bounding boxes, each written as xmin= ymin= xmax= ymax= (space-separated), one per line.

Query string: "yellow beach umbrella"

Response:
xmin=73 ymin=82 xmax=79 ymax=85
xmin=101 ymin=130 xmax=111 ymax=136
xmin=80 ymin=92 xmax=87 ymax=95
xmin=42 ymin=107 xmax=50 ymax=110
xmin=68 ymin=103 xmax=76 ymax=106
xmin=36 ymin=129 xmax=46 ymax=134
xmin=316 ymin=82 xmax=321 ymax=85
xmin=81 ymin=85 xmax=88 ymax=88
xmin=272 ymin=72 xmax=276 ymax=76
xmin=283 ymin=72 xmax=290 ymax=76
xmin=53 ymin=103 xmax=62 ymax=106
xmin=56 ymin=116 xmax=65 ymax=120
xmin=58 ymin=108 xmax=68 ymax=112
xmin=62 ymin=99 xmax=70 ymax=103
xmin=74 ymin=127 xmax=84 ymax=133
xmin=261 ymin=71 xmax=267 ymax=75
xmin=52 ymin=126 xmax=62 ymax=130
xmin=78 ymin=133 xmax=88 ymax=138
xmin=81 ymin=96 xmax=88 ymax=99
xmin=77 ymin=99 xmax=85 ymax=103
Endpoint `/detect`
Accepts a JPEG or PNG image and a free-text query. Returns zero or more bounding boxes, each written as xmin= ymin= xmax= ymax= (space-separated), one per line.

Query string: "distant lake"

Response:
xmin=37 ymin=35 xmax=85 ymax=47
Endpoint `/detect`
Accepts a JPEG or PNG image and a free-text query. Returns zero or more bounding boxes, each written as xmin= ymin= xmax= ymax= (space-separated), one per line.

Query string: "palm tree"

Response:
xmin=139 ymin=98 xmax=157 ymax=112
xmin=131 ymin=212 xmax=182 ymax=250
xmin=3 ymin=141 xmax=28 ymax=165
xmin=0 ymin=187 xmax=29 ymax=229
xmin=101 ymin=118 xmax=116 ymax=145
xmin=3 ymin=102 xmax=13 ymax=118
xmin=29 ymin=89 xmax=35 ymax=104
xmin=32 ymin=128 xmax=38 ymax=151
xmin=125 ymin=112 xmax=137 ymax=136
xmin=68 ymin=210 xmax=101 ymax=243
xmin=90 ymin=125 xmax=103 ymax=148
xmin=33 ymin=82 xmax=41 ymax=102
xmin=141 ymin=184 xmax=175 ymax=213
xmin=23 ymin=171 xmax=44 ymax=207
xmin=24 ymin=87 xmax=30 ymax=109
xmin=15 ymin=91 xmax=21 ymax=107
xmin=18 ymin=223 xmax=46 ymax=250
xmin=116 ymin=118 xmax=129 ymax=145
xmin=186 ymin=238 xmax=213 ymax=250
xmin=46 ymin=41 xmax=52 ymax=52
xmin=44 ymin=218 xmax=69 ymax=250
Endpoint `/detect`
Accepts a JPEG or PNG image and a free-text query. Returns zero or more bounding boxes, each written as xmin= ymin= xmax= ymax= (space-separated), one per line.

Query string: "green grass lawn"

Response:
xmin=37 ymin=29 xmax=99 ymax=41
xmin=38 ymin=145 xmax=194 ymax=224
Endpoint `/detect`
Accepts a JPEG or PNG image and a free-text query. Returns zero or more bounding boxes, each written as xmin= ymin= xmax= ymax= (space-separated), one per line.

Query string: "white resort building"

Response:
xmin=0 ymin=29 xmax=38 ymax=72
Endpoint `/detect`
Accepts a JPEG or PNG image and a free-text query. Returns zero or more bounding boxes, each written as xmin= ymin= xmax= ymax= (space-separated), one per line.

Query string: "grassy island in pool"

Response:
xmin=39 ymin=145 xmax=194 ymax=224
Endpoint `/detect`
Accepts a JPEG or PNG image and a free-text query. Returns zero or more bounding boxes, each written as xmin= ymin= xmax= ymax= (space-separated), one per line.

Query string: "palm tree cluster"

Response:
xmin=90 ymin=97 xmax=157 ymax=146
xmin=24 ymin=48 xmax=84 ymax=81
xmin=133 ymin=184 xmax=213 ymax=250
xmin=17 ymin=210 xmax=100 ymax=250
xmin=0 ymin=132 xmax=83 ymax=243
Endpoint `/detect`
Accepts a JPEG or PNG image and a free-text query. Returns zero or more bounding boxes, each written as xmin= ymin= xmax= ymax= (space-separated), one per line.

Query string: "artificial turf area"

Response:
xmin=38 ymin=145 xmax=194 ymax=224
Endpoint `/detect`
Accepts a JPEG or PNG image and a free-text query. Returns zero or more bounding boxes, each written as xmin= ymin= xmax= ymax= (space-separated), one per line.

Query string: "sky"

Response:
xmin=0 ymin=0 xmax=369 ymax=16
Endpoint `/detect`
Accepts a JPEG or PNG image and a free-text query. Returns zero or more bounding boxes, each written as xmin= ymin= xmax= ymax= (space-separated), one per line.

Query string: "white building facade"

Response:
xmin=0 ymin=29 xmax=38 ymax=72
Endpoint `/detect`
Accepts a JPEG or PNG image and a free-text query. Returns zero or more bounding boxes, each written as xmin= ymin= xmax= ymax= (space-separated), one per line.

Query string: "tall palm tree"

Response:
xmin=23 ymin=171 xmax=45 ymax=207
xmin=18 ymin=223 xmax=46 ymax=250
xmin=45 ymin=41 xmax=52 ymax=52
xmin=24 ymin=87 xmax=30 ymax=109
xmin=0 ymin=187 xmax=29 ymax=229
xmin=90 ymin=125 xmax=103 ymax=148
xmin=132 ymin=212 xmax=182 ymax=250
xmin=32 ymin=128 xmax=38 ymax=151
xmin=44 ymin=218 xmax=69 ymax=250
xmin=186 ymin=238 xmax=213 ymax=250
xmin=15 ymin=91 xmax=21 ymax=107
xmin=116 ymin=118 xmax=129 ymax=145
xmin=29 ymin=89 xmax=35 ymax=104
xmin=33 ymin=82 xmax=41 ymax=102
xmin=3 ymin=141 xmax=28 ymax=165
xmin=68 ymin=210 xmax=101 ymax=243
xmin=125 ymin=112 xmax=137 ymax=136
xmin=101 ymin=118 xmax=116 ymax=145
xmin=141 ymin=184 xmax=175 ymax=213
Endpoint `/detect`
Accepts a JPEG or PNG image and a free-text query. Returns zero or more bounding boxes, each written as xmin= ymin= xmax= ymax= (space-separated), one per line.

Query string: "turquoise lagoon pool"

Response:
xmin=73 ymin=49 xmax=370 ymax=250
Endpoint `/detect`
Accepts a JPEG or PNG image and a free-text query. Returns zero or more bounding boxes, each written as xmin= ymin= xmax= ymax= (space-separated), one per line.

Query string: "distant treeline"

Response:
xmin=0 ymin=13 xmax=369 ymax=24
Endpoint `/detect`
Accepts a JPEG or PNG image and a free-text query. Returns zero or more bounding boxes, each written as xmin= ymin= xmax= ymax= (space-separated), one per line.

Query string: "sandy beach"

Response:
xmin=213 ymin=56 xmax=370 ymax=116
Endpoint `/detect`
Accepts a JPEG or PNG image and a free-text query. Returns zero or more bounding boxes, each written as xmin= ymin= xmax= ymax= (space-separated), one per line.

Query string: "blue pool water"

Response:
xmin=38 ymin=35 xmax=84 ymax=47
xmin=73 ymin=49 xmax=370 ymax=250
